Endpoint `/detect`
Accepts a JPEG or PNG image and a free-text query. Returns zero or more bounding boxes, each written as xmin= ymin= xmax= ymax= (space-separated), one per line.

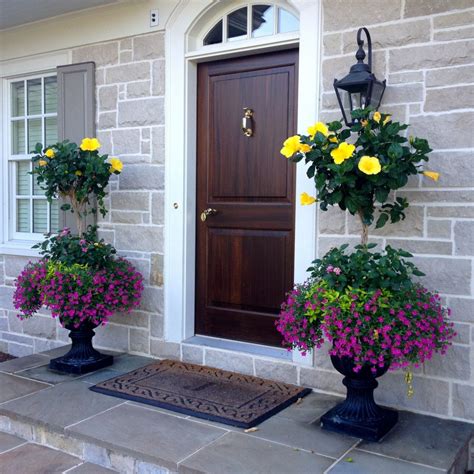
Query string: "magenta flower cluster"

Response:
xmin=276 ymin=282 xmax=455 ymax=373
xmin=14 ymin=258 xmax=144 ymax=328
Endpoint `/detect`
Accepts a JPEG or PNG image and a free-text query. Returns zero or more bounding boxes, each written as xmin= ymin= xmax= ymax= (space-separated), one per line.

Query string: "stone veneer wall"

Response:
xmin=0 ymin=2 xmax=473 ymax=422
xmin=310 ymin=0 xmax=474 ymax=421
xmin=0 ymin=31 xmax=167 ymax=357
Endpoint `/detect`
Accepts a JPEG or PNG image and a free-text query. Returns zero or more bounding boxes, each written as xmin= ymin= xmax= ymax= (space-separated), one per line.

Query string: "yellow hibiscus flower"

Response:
xmin=383 ymin=115 xmax=391 ymax=125
xmin=361 ymin=120 xmax=368 ymax=127
xmin=80 ymin=137 xmax=101 ymax=151
xmin=358 ymin=156 xmax=382 ymax=175
xmin=423 ymin=170 xmax=440 ymax=181
xmin=38 ymin=159 xmax=47 ymax=167
xmin=45 ymin=149 xmax=55 ymax=158
xmin=300 ymin=192 xmax=317 ymax=206
xmin=280 ymin=135 xmax=311 ymax=158
xmin=75 ymin=170 xmax=83 ymax=176
xmin=307 ymin=121 xmax=328 ymax=138
xmin=109 ymin=157 xmax=123 ymax=173
xmin=330 ymin=142 xmax=355 ymax=165
xmin=329 ymin=135 xmax=338 ymax=143
xmin=373 ymin=111 xmax=381 ymax=123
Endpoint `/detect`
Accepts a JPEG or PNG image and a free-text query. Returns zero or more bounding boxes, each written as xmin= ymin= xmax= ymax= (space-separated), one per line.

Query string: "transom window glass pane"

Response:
xmin=27 ymin=78 xmax=42 ymax=115
xmin=227 ymin=7 xmax=247 ymax=41
xmin=44 ymin=77 xmax=57 ymax=113
xmin=11 ymin=82 xmax=25 ymax=117
xmin=204 ymin=19 xmax=223 ymax=45
xmin=17 ymin=161 xmax=31 ymax=196
xmin=278 ymin=8 xmax=299 ymax=34
xmin=252 ymin=5 xmax=274 ymax=38
xmin=9 ymin=74 xmax=58 ymax=236
xmin=12 ymin=120 xmax=25 ymax=155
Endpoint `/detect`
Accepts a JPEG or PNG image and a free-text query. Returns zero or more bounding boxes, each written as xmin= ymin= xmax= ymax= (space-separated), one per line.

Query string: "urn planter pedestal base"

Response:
xmin=49 ymin=321 xmax=113 ymax=375
xmin=320 ymin=355 xmax=398 ymax=442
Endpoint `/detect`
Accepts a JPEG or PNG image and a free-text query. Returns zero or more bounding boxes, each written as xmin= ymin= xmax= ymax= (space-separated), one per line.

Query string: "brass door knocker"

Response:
xmin=242 ymin=107 xmax=254 ymax=137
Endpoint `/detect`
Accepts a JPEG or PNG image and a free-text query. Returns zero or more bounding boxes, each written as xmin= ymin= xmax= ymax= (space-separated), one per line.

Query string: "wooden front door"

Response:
xmin=195 ymin=49 xmax=298 ymax=347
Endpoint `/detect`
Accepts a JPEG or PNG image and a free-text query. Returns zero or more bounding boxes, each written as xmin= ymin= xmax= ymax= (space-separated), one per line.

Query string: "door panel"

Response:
xmin=196 ymin=49 xmax=298 ymax=346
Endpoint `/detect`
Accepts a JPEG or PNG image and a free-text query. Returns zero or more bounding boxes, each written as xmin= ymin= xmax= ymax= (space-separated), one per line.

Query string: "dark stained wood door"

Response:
xmin=196 ymin=49 xmax=298 ymax=346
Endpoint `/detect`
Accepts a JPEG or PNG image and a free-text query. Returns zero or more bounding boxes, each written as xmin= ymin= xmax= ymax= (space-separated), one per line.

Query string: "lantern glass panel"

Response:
xmin=368 ymin=80 xmax=385 ymax=109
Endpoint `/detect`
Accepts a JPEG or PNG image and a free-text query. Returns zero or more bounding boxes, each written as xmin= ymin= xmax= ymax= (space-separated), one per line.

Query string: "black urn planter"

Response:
xmin=320 ymin=355 xmax=398 ymax=442
xmin=49 ymin=320 xmax=113 ymax=375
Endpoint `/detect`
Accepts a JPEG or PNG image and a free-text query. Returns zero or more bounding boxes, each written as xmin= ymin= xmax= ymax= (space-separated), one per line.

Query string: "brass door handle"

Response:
xmin=200 ymin=208 xmax=218 ymax=222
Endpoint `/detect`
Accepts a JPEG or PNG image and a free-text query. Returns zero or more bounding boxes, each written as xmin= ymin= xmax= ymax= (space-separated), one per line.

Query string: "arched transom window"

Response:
xmin=203 ymin=4 xmax=299 ymax=46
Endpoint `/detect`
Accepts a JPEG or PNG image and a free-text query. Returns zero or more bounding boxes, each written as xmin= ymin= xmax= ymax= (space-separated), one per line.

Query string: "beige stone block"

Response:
xmin=22 ymin=316 xmax=56 ymax=339
xmin=428 ymin=207 xmax=474 ymax=219
xmin=205 ymin=349 xmax=254 ymax=375
xmin=409 ymin=112 xmax=474 ymax=149
xmin=385 ymin=238 xmax=452 ymax=255
xmin=323 ymin=0 xmax=401 ymax=31
xmin=120 ymin=38 xmax=132 ymax=50
xmin=133 ymin=32 xmax=165 ymax=60
xmin=383 ymin=83 xmax=423 ymax=105
xmin=150 ymin=312 xmax=164 ymax=338
xmin=112 ymin=128 xmax=141 ymax=155
xmin=390 ymin=40 xmax=474 ymax=71
xmin=118 ymin=98 xmax=164 ymax=127
xmin=94 ymin=323 xmax=129 ymax=351
xmin=151 ymin=192 xmax=164 ymax=225
xmin=448 ymin=297 xmax=474 ymax=323
xmin=389 ymin=71 xmax=424 ymax=85
xmin=412 ymin=256 xmax=472 ymax=294
xmin=117 ymin=154 xmax=150 ymax=164
xmin=72 ymin=42 xmax=118 ymax=66
xmin=140 ymin=287 xmax=164 ymax=313
xmin=400 ymin=190 xmax=474 ymax=204
xmin=150 ymin=253 xmax=163 ymax=287
xmin=95 ymin=68 xmax=105 ymax=86
xmin=323 ymin=33 xmax=341 ymax=56
xmin=347 ymin=205 xmax=424 ymax=237
xmin=4 ymin=256 xmax=35 ymax=277
xmin=127 ymin=81 xmax=151 ymax=99
xmin=434 ymin=26 xmax=474 ymax=41
xmin=318 ymin=236 xmax=383 ymax=257
xmin=119 ymin=164 xmax=164 ymax=190
xmin=130 ymin=328 xmax=150 ymax=353
xmin=141 ymin=128 xmax=151 ymax=140
xmin=425 ymin=84 xmax=474 ymax=112
xmin=182 ymin=345 xmax=204 ymax=365
xmin=106 ymin=62 xmax=150 ymax=84
xmin=41 ymin=431 xmax=84 ymax=457
xmin=0 ymin=287 xmax=14 ymax=311
xmin=111 ymin=310 xmax=149 ymax=328
xmin=96 ymin=131 xmax=112 ymax=155
xmin=98 ymin=85 xmax=117 ymax=112
xmin=254 ymin=359 xmax=298 ymax=385
xmin=323 ymin=50 xmax=385 ymax=91
xmin=141 ymin=140 xmax=151 ymax=154
xmin=151 ymin=126 xmax=165 ymax=163
xmin=111 ymin=210 xmax=142 ymax=224
xmin=119 ymin=50 xmax=133 ymax=63
xmin=98 ymin=111 xmax=116 ymax=129
xmin=150 ymin=339 xmax=180 ymax=359
xmin=111 ymin=191 xmax=149 ymax=211
xmin=452 ymin=383 xmax=474 ymax=420
xmin=343 ymin=20 xmax=430 ymax=54
xmin=452 ymin=322 xmax=471 ymax=344
xmin=319 ymin=207 xmax=346 ymax=234
xmin=434 ymin=9 xmax=474 ymax=28
xmin=300 ymin=367 xmax=345 ymax=394
xmin=321 ymin=91 xmax=339 ymax=110
xmin=422 ymin=151 xmax=474 ymax=188
xmin=152 ymin=60 xmax=165 ymax=96
xmin=377 ymin=372 xmax=449 ymax=415
xmin=427 ymin=220 xmax=451 ymax=239
xmin=424 ymin=344 xmax=470 ymax=380
xmin=426 ymin=65 xmax=474 ymax=87
xmin=454 ymin=221 xmax=474 ymax=256
xmin=8 ymin=311 xmax=23 ymax=333
xmin=404 ymin=0 xmax=474 ymax=18
xmin=115 ymin=225 xmax=163 ymax=252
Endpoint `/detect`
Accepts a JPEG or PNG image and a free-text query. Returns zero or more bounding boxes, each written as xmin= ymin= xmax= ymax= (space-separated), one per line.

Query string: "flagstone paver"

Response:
xmin=0 ymin=372 xmax=50 ymax=403
xmin=68 ymin=403 xmax=227 ymax=470
xmin=178 ymin=431 xmax=334 ymax=474
xmin=67 ymin=462 xmax=118 ymax=473
xmin=0 ymin=431 xmax=26 ymax=453
xmin=0 ymin=442 xmax=81 ymax=473
xmin=0 ymin=380 xmax=124 ymax=430
xmin=0 ymin=353 xmax=49 ymax=374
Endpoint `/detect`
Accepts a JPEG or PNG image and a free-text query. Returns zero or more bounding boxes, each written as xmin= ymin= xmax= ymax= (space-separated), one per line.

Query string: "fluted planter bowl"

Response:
xmin=49 ymin=320 xmax=113 ymax=375
xmin=320 ymin=355 xmax=398 ymax=441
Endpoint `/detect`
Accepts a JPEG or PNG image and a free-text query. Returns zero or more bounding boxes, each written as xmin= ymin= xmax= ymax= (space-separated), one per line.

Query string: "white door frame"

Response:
xmin=164 ymin=0 xmax=322 ymax=365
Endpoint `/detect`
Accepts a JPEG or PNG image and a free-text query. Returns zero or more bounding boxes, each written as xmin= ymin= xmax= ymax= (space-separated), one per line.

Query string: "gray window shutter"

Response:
xmin=57 ymin=62 xmax=96 ymax=233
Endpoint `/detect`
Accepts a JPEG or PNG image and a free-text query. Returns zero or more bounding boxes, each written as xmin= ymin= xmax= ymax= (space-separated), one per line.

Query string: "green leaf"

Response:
xmin=388 ymin=143 xmax=403 ymax=159
xmin=375 ymin=213 xmax=389 ymax=229
xmin=375 ymin=187 xmax=389 ymax=203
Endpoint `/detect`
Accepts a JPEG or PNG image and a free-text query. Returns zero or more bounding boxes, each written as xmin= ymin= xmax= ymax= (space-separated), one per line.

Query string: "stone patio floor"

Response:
xmin=0 ymin=347 xmax=472 ymax=474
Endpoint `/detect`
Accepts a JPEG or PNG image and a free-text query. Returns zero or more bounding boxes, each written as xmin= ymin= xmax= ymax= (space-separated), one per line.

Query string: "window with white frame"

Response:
xmin=8 ymin=74 xmax=59 ymax=239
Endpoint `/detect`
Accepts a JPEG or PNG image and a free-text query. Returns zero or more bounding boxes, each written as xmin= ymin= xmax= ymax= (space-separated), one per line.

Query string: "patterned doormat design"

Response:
xmin=90 ymin=359 xmax=311 ymax=428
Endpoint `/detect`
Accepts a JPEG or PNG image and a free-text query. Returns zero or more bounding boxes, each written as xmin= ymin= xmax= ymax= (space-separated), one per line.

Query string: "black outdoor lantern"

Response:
xmin=334 ymin=27 xmax=386 ymax=126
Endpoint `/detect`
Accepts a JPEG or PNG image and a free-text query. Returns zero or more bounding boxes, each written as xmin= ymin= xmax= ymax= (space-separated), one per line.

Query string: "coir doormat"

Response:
xmin=90 ymin=359 xmax=311 ymax=428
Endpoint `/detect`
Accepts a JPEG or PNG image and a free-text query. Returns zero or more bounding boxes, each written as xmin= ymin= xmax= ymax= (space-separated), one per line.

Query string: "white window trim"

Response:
xmin=0 ymin=50 xmax=70 ymax=256
xmin=164 ymin=0 xmax=322 ymax=366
